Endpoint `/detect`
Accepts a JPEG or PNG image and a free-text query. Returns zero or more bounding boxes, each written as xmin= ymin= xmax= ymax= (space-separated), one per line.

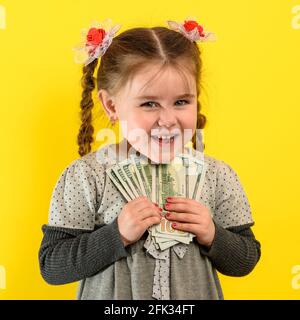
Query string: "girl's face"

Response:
xmin=102 ymin=63 xmax=198 ymax=163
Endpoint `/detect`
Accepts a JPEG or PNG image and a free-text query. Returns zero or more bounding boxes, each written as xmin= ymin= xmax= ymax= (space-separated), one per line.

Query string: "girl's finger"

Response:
xmin=170 ymin=222 xmax=198 ymax=234
xmin=139 ymin=207 xmax=162 ymax=221
xmin=166 ymin=196 xmax=197 ymax=203
xmin=166 ymin=197 xmax=204 ymax=207
xmin=142 ymin=215 xmax=162 ymax=229
xmin=165 ymin=212 xmax=200 ymax=224
xmin=132 ymin=198 xmax=161 ymax=213
xmin=164 ymin=202 xmax=201 ymax=215
xmin=166 ymin=196 xmax=189 ymax=202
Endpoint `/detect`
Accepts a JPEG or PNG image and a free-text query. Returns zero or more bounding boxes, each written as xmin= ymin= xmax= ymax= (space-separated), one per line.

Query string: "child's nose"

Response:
xmin=158 ymin=109 xmax=177 ymax=127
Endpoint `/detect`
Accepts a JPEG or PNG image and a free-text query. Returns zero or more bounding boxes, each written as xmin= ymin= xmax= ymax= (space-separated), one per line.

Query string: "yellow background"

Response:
xmin=0 ymin=0 xmax=300 ymax=299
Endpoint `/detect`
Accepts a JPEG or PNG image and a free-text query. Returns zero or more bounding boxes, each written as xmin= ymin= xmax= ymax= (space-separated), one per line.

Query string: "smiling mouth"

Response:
xmin=151 ymin=134 xmax=179 ymax=145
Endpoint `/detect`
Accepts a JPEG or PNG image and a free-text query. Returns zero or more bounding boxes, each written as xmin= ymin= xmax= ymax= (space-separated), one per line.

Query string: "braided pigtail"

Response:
xmin=192 ymin=100 xmax=206 ymax=151
xmin=77 ymin=58 xmax=99 ymax=157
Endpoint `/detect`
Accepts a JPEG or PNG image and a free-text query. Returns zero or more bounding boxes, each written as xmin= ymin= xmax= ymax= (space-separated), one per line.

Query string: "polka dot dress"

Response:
xmin=49 ymin=158 xmax=103 ymax=230
xmin=48 ymin=143 xmax=254 ymax=300
xmin=143 ymin=234 xmax=188 ymax=300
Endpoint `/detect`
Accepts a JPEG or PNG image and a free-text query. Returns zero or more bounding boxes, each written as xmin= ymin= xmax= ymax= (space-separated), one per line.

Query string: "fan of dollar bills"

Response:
xmin=106 ymin=151 xmax=206 ymax=251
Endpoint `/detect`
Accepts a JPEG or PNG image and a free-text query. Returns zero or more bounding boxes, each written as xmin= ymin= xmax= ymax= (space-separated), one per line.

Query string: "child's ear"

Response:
xmin=97 ymin=89 xmax=118 ymax=120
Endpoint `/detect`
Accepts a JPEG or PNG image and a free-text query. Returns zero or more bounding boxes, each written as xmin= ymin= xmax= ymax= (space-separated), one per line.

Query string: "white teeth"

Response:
xmin=154 ymin=136 xmax=172 ymax=140
xmin=151 ymin=134 xmax=177 ymax=143
xmin=152 ymin=135 xmax=176 ymax=139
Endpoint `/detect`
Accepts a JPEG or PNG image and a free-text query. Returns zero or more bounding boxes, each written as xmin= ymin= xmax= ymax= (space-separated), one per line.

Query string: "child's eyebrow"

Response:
xmin=136 ymin=93 xmax=195 ymax=100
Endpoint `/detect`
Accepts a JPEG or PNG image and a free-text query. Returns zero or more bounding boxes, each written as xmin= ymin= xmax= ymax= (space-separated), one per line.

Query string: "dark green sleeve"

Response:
xmin=38 ymin=218 xmax=129 ymax=285
xmin=198 ymin=221 xmax=261 ymax=276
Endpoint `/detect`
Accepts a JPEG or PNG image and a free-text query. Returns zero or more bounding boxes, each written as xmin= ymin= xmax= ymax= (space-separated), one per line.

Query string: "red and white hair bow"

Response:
xmin=73 ymin=19 xmax=121 ymax=66
xmin=166 ymin=17 xmax=216 ymax=42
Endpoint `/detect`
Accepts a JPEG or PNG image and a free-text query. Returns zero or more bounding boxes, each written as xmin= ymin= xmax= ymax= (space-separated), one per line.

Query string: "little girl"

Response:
xmin=38 ymin=18 xmax=261 ymax=300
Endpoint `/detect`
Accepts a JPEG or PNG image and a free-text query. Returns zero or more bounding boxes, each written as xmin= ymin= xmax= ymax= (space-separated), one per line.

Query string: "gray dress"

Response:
xmin=47 ymin=143 xmax=254 ymax=300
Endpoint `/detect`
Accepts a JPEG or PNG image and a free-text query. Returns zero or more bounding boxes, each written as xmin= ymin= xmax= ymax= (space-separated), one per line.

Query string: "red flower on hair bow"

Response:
xmin=166 ymin=17 xmax=216 ymax=42
xmin=183 ymin=20 xmax=205 ymax=37
xmin=86 ymin=27 xmax=106 ymax=46
xmin=73 ymin=19 xmax=121 ymax=66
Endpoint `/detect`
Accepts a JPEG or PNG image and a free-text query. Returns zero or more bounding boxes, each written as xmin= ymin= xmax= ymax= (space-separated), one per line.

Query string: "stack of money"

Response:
xmin=106 ymin=151 xmax=206 ymax=250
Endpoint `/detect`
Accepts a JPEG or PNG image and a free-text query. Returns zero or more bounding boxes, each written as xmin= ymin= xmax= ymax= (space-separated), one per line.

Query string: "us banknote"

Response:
xmin=106 ymin=149 xmax=206 ymax=250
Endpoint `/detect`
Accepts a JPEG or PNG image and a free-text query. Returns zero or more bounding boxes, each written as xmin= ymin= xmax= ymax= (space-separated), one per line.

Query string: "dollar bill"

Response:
xmin=180 ymin=153 xmax=206 ymax=201
xmin=106 ymin=166 xmax=132 ymax=202
xmin=118 ymin=158 xmax=143 ymax=198
xmin=150 ymin=159 xmax=192 ymax=243
xmin=106 ymin=149 xmax=206 ymax=250
xmin=130 ymin=155 xmax=152 ymax=198
xmin=157 ymin=240 xmax=179 ymax=250
xmin=112 ymin=164 xmax=136 ymax=200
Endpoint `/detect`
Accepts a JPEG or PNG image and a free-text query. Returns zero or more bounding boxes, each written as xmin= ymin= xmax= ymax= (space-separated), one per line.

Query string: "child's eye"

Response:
xmin=140 ymin=101 xmax=157 ymax=108
xmin=175 ymin=99 xmax=189 ymax=106
xmin=140 ymin=100 xmax=190 ymax=108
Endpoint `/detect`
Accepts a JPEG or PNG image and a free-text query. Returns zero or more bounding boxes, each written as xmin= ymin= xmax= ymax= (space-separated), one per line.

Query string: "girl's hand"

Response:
xmin=117 ymin=196 xmax=163 ymax=247
xmin=164 ymin=197 xmax=215 ymax=248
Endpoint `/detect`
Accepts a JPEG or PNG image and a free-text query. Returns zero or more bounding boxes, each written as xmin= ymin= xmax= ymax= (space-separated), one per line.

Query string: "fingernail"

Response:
xmin=165 ymin=213 xmax=171 ymax=218
xmin=159 ymin=207 xmax=163 ymax=212
xmin=154 ymin=203 xmax=158 ymax=207
xmin=172 ymin=223 xmax=177 ymax=227
xmin=165 ymin=203 xmax=170 ymax=209
xmin=166 ymin=197 xmax=172 ymax=201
